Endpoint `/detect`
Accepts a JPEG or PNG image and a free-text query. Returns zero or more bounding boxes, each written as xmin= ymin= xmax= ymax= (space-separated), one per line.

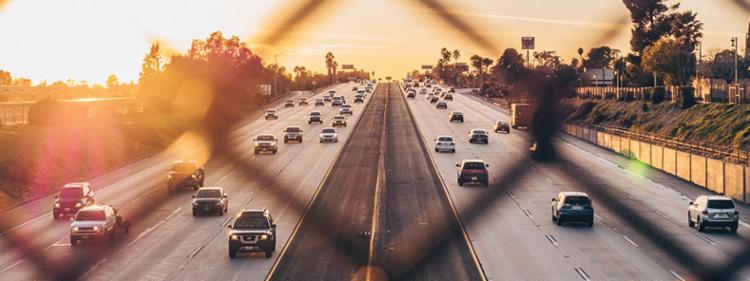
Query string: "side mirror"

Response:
xmin=455 ymin=164 xmax=460 ymax=167
xmin=227 ymin=224 xmax=232 ymax=229
xmin=69 ymin=217 xmax=75 ymax=221
xmin=272 ymin=224 xmax=277 ymax=228
xmin=551 ymin=198 xmax=557 ymax=202
xmin=485 ymin=164 xmax=489 ymax=167
xmin=689 ymin=201 xmax=694 ymax=205
xmin=252 ymin=139 xmax=256 ymax=141
xmin=223 ymin=194 xmax=228 ymax=198
xmin=54 ymin=195 xmax=59 ymax=199
xmin=191 ymin=195 xmax=195 ymax=198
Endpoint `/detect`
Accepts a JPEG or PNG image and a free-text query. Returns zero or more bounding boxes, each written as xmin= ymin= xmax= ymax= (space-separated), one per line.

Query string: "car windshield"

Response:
xmin=463 ymin=162 xmax=486 ymax=169
xmin=707 ymin=200 xmax=735 ymax=209
xmin=59 ymin=188 xmax=83 ymax=199
xmin=196 ymin=189 xmax=221 ymax=198
xmin=322 ymin=129 xmax=336 ymax=133
xmin=171 ymin=162 xmax=196 ymax=172
xmin=234 ymin=216 xmax=269 ymax=230
xmin=310 ymin=112 xmax=321 ymax=116
xmin=564 ymin=196 xmax=591 ymax=205
xmin=335 ymin=116 xmax=345 ymax=120
xmin=286 ymin=127 xmax=301 ymax=132
xmin=257 ymin=135 xmax=274 ymax=141
xmin=75 ymin=210 xmax=105 ymax=221
xmin=438 ymin=137 xmax=453 ymax=142
xmin=472 ymin=130 xmax=486 ymax=134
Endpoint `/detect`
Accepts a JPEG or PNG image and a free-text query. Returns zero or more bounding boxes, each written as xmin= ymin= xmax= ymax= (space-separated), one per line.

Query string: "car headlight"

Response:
xmin=192 ymin=202 xmax=198 ymax=206
xmin=254 ymin=143 xmax=260 ymax=147
xmin=54 ymin=203 xmax=60 ymax=208
xmin=260 ymin=234 xmax=269 ymax=240
xmin=72 ymin=227 xmax=79 ymax=232
xmin=93 ymin=226 xmax=101 ymax=232
xmin=230 ymin=235 xmax=239 ymax=240
xmin=215 ymin=201 xmax=223 ymax=206
xmin=75 ymin=203 xmax=82 ymax=208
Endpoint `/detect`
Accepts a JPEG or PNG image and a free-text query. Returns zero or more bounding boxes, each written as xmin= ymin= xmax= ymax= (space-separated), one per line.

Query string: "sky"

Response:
xmin=0 ymin=0 xmax=748 ymax=84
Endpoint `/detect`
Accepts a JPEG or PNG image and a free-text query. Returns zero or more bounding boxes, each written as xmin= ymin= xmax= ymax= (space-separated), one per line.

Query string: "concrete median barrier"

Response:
xmin=691 ymin=155 xmax=707 ymax=188
xmin=651 ymin=145 xmax=663 ymax=170
xmin=676 ymin=151 xmax=691 ymax=181
xmin=725 ymin=163 xmax=744 ymax=202
xmin=706 ymin=158 xmax=724 ymax=194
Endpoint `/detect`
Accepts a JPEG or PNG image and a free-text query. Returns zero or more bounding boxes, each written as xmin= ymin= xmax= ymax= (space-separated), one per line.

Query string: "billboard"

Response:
xmin=342 ymin=64 xmax=354 ymax=70
xmin=521 ymin=36 xmax=535 ymax=50
xmin=421 ymin=65 xmax=433 ymax=70
xmin=258 ymin=84 xmax=272 ymax=96
xmin=455 ymin=63 xmax=469 ymax=72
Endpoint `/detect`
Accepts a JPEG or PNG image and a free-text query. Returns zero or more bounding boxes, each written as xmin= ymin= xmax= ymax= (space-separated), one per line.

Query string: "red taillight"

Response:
xmin=702 ymin=210 xmax=709 ymax=215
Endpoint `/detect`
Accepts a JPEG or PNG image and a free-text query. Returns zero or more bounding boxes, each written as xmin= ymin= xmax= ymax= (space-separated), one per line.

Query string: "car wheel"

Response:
xmin=552 ymin=212 xmax=557 ymax=222
xmin=229 ymin=249 xmax=237 ymax=259
xmin=697 ymin=217 xmax=706 ymax=232
xmin=588 ymin=218 xmax=594 ymax=227
xmin=254 ymin=150 xmax=259 ymax=155
xmin=192 ymin=210 xmax=197 ymax=217
xmin=273 ymin=150 xmax=277 ymax=154
xmin=265 ymin=250 xmax=273 ymax=258
xmin=556 ymin=216 xmax=564 ymax=226
xmin=70 ymin=237 xmax=78 ymax=247
xmin=193 ymin=185 xmax=200 ymax=191
xmin=451 ymin=149 xmax=455 ymax=153
xmin=435 ymin=148 xmax=439 ymax=152
xmin=688 ymin=213 xmax=695 ymax=227
xmin=458 ymin=180 xmax=463 ymax=186
xmin=53 ymin=213 xmax=60 ymax=220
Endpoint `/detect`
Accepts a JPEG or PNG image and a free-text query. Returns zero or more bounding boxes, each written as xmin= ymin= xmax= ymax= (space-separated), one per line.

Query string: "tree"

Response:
xmin=623 ymin=0 xmax=673 ymax=55
xmin=533 ymin=51 xmax=562 ymax=69
xmin=140 ymin=43 xmax=162 ymax=79
xmin=481 ymin=57 xmax=494 ymax=74
xmin=13 ymin=78 xmax=32 ymax=86
xmin=642 ymin=37 xmax=694 ymax=86
xmin=583 ymin=46 xmax=620 ymax=69
xmin=106 ymin=74 xmax=119 ymax=89
xmin=452 ymin=49 xmax=461 ymax=63
xmin=440 ymin=47 xmax=451 ymax=62
xmin=0 ymin=70 xmax=11 ymax=86
xmin=493 ymin=48 xmax=527 ymax=86
xmin=325 ymin=52 xmax=337 ymax=83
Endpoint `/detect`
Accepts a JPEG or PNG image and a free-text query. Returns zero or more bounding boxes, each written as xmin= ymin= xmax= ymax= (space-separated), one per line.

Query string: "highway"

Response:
xmin=1 ymin=81 xmax=750 ymax=280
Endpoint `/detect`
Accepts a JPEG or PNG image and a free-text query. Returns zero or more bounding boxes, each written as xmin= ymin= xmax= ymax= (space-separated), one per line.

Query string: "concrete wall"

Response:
xmin=639 ymin=142 xmax=651 ymax=165
xmin=706 ymin=158 xmax=725 ymax=194
xmin=725 ymin=163 xmax=744 ymax=201
xmin=630 ymin=140 xmax=640 ymax=160
xmin=589 ymin=131 xmax=598 ymax=143
xmin=611 ymin=135 xmax=621 ymax=153
xmin=676 ymin=151 xmax=692 ymax=181
xmin=663 ymin=148 xmax=677 ymax=175
xmin=691 ymin=155 xmax=707 ymax=188
xmin=651 ymin=144 xmax=664 ymax=170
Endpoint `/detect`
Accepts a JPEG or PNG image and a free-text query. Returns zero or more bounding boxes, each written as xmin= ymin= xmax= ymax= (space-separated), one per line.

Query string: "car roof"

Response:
xmin=450 ymin=111 xmax=463 ymax=115
xmin=172 ymin=160 xmax=197 ymax=165
xmin=63 ymin=182 xmax=88 ymax=188
xmin=197 ymin=186 xmax=223 ymax=192
xmin=334 ymin=115 xmax=345 ymax=118
xmin=286 ymin=126 xmax=301 ymax=129
xmin=79 ymin=204 xmax=110 ymax=212
xmin=559 ymin=191 xmax=589 ymax=197
xmin=703 ymin=195 xmax=733 ymax=201
xmin=472 ymin=128 xmax=486 ymax=131
xmin=437 ymin=135 xmax=453 ymax=139
xmin=267 ymin=108 xmax=276 ymax=111
xmin=461 ymin=159 xmax=486 ymax=164
xmin=310 ymin=111 xmax=321 ymax=114
xmin=322 ymin=127 xmax=336 ymax=130
xmin=239 ymin=208 xmax=270 ymax=217
xmin=256 ymin=133 xmax=274 ymax=137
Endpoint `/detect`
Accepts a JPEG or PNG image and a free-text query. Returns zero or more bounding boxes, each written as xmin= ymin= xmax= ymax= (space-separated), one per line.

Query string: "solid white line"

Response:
xmin=670 ymin=270 xmax=686 ymax=281
xmin=0 ymin=259 xmax=26 ymax=273
xmin=622 ymin=235 xmax=639 ymax=248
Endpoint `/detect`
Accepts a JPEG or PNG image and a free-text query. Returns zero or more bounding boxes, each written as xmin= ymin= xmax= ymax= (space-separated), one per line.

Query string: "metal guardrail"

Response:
xmin=590 ymin=124 xmax=750 ymax=165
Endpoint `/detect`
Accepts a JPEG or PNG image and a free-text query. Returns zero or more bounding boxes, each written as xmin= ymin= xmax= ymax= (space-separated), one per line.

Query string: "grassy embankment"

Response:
xmin=0 ymin=114 xmax=193 ymax=211
xmin=561 ymin=99 xmax=750 ymax=150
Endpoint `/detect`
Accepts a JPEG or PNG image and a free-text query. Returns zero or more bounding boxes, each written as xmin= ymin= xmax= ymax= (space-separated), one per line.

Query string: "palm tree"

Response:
xmin=481 ymin=57 xmax=493 ymax=85
xmin=452 ymin=49 xmax=461 ymax=63
xmin=440 ymin=48 xmax=451 ymax=62
xmin=325 ymin=52 xmax=337 ymax=83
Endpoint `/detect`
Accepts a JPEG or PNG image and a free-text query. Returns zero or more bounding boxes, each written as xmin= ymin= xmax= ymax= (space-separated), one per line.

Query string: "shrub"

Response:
xmin=679 ymin=86 xmax=696 ymax=108
xmin=652 ymin=87 xmax=666 ymax=104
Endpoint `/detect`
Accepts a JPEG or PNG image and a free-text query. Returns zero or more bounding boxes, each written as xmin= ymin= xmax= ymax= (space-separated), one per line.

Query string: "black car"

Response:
xmin=53 ymin=182 xmax=96 ymax=219
xmin=444 ymin=93 xmax=453 ymax=101
xmin=406 ymin=91 xmax=416 ymax=98
xmin=228 ymin=209 xmax=277 ymax=258
xmin=166 ymin=160 xmax=205 ymax=191
xmin=449 ymin=111 xmax=464 ymax=122
xmin=429 ymin=96 xmax=439 ymax=103
xmin=192 ymin=187 xmax=228 ymax=216
xmin=323 ymin=96 xmax=331 ymax=102
xmin=314 ymin=99 xmax=325 ymax=106
xmin=494 ymin=121 xmax=510 ymax=133
xmin=456 ymin=160 xmax=489 ymax=186
xmin=284 ymin=100 xmax=294 ymax=108
xmin=468 ymin=129 xmax=489 ymax=144
xmin=354 ymin=96 xmax=364 ymax=103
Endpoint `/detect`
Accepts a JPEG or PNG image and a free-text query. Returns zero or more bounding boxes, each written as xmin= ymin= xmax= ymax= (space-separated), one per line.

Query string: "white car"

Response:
xmin=319 ymin=127 xmax=339 ymax=143
xmin=340 ymin=104 xmax=353 ymax=115
xmin=434 ymin=135 xmax=456 ymax=153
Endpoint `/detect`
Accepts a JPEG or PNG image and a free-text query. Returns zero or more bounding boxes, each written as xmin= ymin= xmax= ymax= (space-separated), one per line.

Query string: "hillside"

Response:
xmin=561 ymin=99 xmax=750 ymax=150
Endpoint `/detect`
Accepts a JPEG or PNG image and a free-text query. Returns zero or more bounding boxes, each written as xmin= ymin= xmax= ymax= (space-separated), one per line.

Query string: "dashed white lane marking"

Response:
xmin=545 ymin=234 xmax=558 ymax=246
xmin=574 ymin=267 xmax=591 ymax=281
xmin=0 ymin=259 xmax=26 ymax=273
xmin=622 ymin=235 xmax=639 ymax=248
xmin=697 ymin=234 xmax=716 ymax=245
xmin=670 ymin=270 xmax=686 ymax=281
xmin=124 ymin=207 xmax=182 ymax=249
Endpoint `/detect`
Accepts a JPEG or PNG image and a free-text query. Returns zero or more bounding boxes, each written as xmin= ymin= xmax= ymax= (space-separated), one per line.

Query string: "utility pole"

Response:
xmin=732 ymin=37 xmax=739 ymax=102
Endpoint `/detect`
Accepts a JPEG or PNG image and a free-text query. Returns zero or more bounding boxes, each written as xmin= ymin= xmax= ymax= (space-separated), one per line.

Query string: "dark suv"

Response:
xmin=449 ymin=111 xmax=464 ymax=122
xmin=456 ymin=160 xmax=489 ymax=186
xmin=228 ymin=209 xmax=277 ymax=258
xmin=192 ymin=187 xmax=228 ymax=216
xmin=552 ymin=192 xmax=594 ymax=226
xmin=53 ymin=182 xmax=95 ymax=219
xmin=468 ymin=129 xmax=489 ymax=144
xmin=166 ymin=160 xmax=205 ymax=191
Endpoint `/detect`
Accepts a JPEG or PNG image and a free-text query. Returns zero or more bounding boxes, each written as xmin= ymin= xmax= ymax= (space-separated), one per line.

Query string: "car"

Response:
xmin=436 ymin=101 xmax=447 ymax=109
xmin=253 ymin=134 xmax=278 ymax=154
xmin=352 ymin=87 xmax=358 ymax=91
xmin=339 ymin=96 xmax=347 ymax=104
xmin=444 ymin=93 xmax=453 ymax=101
xmin=426 ymin=84 xmax=432 ymax=88
xmin=420 ymin=88 xmax=427 ymax=95
xmin=688 ymin=195 xmax=739 ymax=233
xmin=166 ymin=160 xmax=205 ymax=191
xmin=340 ymin=104 xmax=353 ymax=115
xmin=448 ymin=87 xmax=455 ymax=93
xmin=298 ymin=97 xmax=308 ymax=106
xmin=429 ymin=96 xmax=439 ymax=103
xmin=227 ymin=209 xmax=277 ymax=258
xmin=319 ymin=127 xmax=339 ymax=143
xmin=551 ymin=192 xmax=594 ymax=226
xmin=69 ymin=205 xmax=129 ymax=246
xmin=308 ymin=111 xmax=323 ymax=124
xmin=434 ymin=135 xmax=456 ymax=153
xmin=284 ymin=100 xmax=294 ymax=108
xmin=332 ymin=115 xmax=347 ymax=127
xmin=264 ymin=109 xmax=278 ymax=120
xmin=332 ymin=97 xmax=343 ymax=106
xmin=468 ymin=129 xmax=489 ymax=144
xmin=406 ymin=91 xmax=416 ymax=98
xmin=426 ymin=93 xmax=434 ymax=100
xmin=456 ymin=159 xmax=489 ymax=186
xmin=354 ymin=95 xmax=364 ymax=103
xmin=328 ymin=90 xmax=336 ymax=96
xmin=314 ymin=99 xmax=325 ymax=106
xmin=323 ymin=96 xmax=332 ymax=102
xmin=283 ymin=126 xmax=303 ymax=143
xmin=53 ymin=182 xmax=95 ymax=219
xmin=493 ymin=121 xmax=510 ymax=133
xmin=192 ymin=187 xmax=228 ymax=216
xmin=449 ymin=111 xmax=464 ymax=122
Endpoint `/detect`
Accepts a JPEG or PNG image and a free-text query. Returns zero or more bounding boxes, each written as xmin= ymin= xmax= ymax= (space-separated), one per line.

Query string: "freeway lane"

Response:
xmin=0 ymin=82 xmax=373 ymax=280
xmin=377 ymin=83 xmax=482 ymax=280
xmin=268 ymin=83 xmax=387 ymax=281
xmin=404 ymin=85 xmax=675 ymax=280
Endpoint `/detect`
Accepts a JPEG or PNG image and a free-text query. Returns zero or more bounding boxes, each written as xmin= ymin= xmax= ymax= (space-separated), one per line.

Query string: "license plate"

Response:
xmin=471 ymin=177 xmax=478 ymax=181
xmin=64 ymin=208 xmax=71 ymax=211
xmin=716 ymin=213 xmax=728 ymax=218
xmin=242 ymin=246 xmax=259 ymax=250
xmin=572 ymin=206 xmax=583 ymax=210
xmin=204 ymin=207 xmax=210 ymax=211
xmin=82 ymin=235 xmax=90 ymax=239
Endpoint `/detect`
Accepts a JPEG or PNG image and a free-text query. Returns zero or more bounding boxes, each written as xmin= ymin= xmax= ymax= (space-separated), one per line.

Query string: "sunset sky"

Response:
xmin=0 ymin=0 xmax=748 ymax=84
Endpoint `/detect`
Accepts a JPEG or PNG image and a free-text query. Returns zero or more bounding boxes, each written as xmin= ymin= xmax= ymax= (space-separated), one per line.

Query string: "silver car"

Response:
xmin=688 ymin=195 xmax=739 ymax=233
